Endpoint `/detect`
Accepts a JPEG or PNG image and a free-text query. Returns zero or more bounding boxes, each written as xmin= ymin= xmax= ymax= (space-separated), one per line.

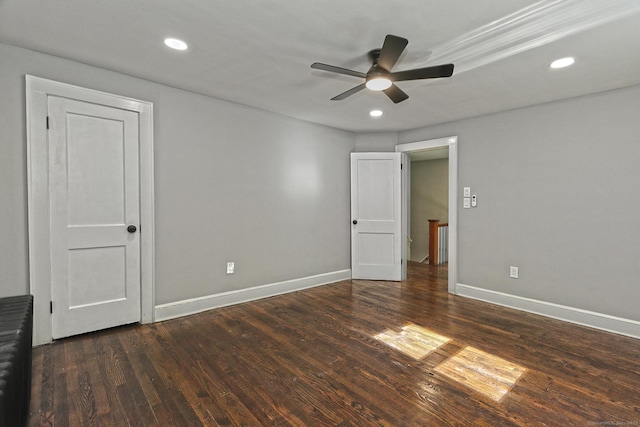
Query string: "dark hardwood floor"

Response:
xmin=29 ymin=262 xmax=640 ymax=426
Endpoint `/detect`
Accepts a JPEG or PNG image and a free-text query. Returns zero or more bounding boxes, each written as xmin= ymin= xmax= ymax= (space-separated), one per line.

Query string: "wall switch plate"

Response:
xmin=463 ymin=198 xmax=471 ymax=208
xmin=226 ymin=262 xmax=235 ymax=274
xmin=463 ymin=187 xmax=471 ymax=197
xmin=510 ymin=266 xmax=519 ymax=279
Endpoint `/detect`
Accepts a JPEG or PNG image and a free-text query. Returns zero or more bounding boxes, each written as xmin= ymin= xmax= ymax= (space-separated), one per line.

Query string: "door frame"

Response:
xmin=26 ymin=75 xmax=155 ymax=345
xmin=396 ymin=136 xmax=458 ymax=294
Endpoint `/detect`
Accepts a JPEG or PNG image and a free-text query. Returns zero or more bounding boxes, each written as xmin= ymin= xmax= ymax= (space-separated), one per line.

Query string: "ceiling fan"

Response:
xmin=311 ymin=34 xmax=454 ymax=104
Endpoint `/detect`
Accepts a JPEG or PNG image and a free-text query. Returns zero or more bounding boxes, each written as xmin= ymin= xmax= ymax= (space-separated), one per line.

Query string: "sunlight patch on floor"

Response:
xmin=434 ymin=346 xmax=526 ymax=402
xmin=374 ymin=323 xmax=451 ymax=360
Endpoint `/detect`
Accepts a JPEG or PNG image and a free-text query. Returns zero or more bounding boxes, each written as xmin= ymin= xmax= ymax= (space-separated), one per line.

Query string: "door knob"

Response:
xmin=352 ymin=220 xmax=358 ymax=225
xmin=127 ymin=225 xmax=137 ymax=233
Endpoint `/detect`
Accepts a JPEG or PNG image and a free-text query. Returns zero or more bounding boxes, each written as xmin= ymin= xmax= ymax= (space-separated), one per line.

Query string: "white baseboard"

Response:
xmin=155 ymin=269 xmax=352 ymax=322
xmin=456 ymin=283 xmax=640 ymax=340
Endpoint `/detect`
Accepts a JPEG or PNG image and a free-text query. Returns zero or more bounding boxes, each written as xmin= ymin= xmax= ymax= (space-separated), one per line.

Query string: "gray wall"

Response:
xmin=400 ymin=85 xmax=640 ymax=321
xmin=0 ymin=43 xmax=353 ymax=304
xmin=354 ymin=132 xmax=398 ymax=152
xmin=410 ymin=159 xmax=449 ymax=262
xmin=4 ymin=41 xmax=639 ymax=324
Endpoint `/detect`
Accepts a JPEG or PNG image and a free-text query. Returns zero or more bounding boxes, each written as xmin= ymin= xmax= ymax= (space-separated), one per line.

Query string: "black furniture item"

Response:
xmin=0 ymin=295 xmax=33 ymax=427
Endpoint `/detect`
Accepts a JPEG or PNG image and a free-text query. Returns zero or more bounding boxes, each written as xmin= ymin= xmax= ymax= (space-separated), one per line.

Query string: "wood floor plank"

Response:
xmin=29 ymin=262 xmax=640 ymax=426
xmin=146 ymin=320 xmax=262 ymax=426
xmin=48 ymin=343 xmax=69 ymax=427
xmin=262 ymin=288 xmax=512 ymax=422
xmin=118 ymin=327 xmax=186 ymax=426
xmin=213 ymin=306 xmax=398 ymax=425
xmin=91 ymin=331 xmax=130 ymax=426
xmin=30 ymin=343 xmax=51 ymax=426
xmin=63 ymin=337 xmax=87 ymax=427
xmin=238 ymin=288 xmax=514 ymax=425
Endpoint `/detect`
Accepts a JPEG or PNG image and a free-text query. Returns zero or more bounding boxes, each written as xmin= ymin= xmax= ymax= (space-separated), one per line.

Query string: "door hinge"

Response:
xmin=401 ymin=163 xmax=403 ymax=169
xmin=50 ymin=301 xmax=53 ymax=313
xmin=46 ymin=116 xmax=50 ymax=130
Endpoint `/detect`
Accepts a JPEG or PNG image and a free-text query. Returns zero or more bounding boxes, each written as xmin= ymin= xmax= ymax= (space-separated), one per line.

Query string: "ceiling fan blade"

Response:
xmin=377 ymin=34 xmax=408 ymax=71
xmin=331 ymin=83 xmax=367 ymax=101
xmin=390 ymin=63 xmax=454 ymax=82
xmin=311 ymin=63 xmax=366 ymax=79
xmin=383 ymin=84 xmax=409 ymax=104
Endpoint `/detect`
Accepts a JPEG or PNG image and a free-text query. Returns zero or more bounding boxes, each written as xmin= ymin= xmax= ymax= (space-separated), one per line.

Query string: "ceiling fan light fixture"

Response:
xmin=366 ymin=77 xmax=392 ymax=91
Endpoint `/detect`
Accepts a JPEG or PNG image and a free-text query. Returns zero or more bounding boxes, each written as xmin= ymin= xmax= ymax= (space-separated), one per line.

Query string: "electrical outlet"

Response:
xmin=510 ymin=266 xmax=519 ymax=279
xmin=226 ymin=262 xmax=235 ymax=274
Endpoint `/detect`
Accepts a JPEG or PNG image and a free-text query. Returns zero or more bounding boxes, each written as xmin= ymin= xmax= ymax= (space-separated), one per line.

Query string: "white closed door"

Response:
xmin=351 ymin=152 xmax=402 ymax=280
xmin=48 ymin=95 xmax=141 ymax=339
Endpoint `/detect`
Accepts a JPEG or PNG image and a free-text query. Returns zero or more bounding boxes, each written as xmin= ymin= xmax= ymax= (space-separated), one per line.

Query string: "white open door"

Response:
xmin=351 ymin=152 xmax=402 ymax=280
xmin=48 ymin=96 xmax=141 ymax=339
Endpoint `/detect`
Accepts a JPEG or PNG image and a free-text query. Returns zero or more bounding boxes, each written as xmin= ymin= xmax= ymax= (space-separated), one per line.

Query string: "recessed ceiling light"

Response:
xmin=164 ymin=38 xmax=188 ymax=51
xmin=549 ymin=57 xmax=575 ymax=69
xmin=370 ymin=110 xmax=383 ymax=118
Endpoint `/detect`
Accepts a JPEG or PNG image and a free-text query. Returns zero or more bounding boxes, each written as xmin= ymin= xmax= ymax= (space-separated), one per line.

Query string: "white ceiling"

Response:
xmin=2 ymin=0 xmax=640 ymax=133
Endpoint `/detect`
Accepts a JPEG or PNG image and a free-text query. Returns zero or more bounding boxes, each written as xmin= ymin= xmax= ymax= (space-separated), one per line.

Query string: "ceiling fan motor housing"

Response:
xmin=367 ymin=49 xmax=383 ymax=66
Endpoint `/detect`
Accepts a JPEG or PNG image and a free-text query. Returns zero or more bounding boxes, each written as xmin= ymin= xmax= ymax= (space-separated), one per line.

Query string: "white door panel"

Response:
xmin=66 ymin=114 xmax=126 ymax=225
xmin=67 ymin=246 xmax=127 ymax=307
xmin=356 ymin=159 xmax=395 ymax=220
xmin=351 ymin=153 xmax=402 ymax=280
xmin=358 ymin=233 xmax=395 ymax=264
xmin=48 ymin=96 xmax=141 ymax=339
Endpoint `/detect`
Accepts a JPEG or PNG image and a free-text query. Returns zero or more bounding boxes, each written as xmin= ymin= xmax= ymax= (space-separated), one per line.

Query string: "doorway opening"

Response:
xmin=408 ymin=147 xmax=449 ymax=265
xmin=396 ymin=137 xmax=457 ymax=294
